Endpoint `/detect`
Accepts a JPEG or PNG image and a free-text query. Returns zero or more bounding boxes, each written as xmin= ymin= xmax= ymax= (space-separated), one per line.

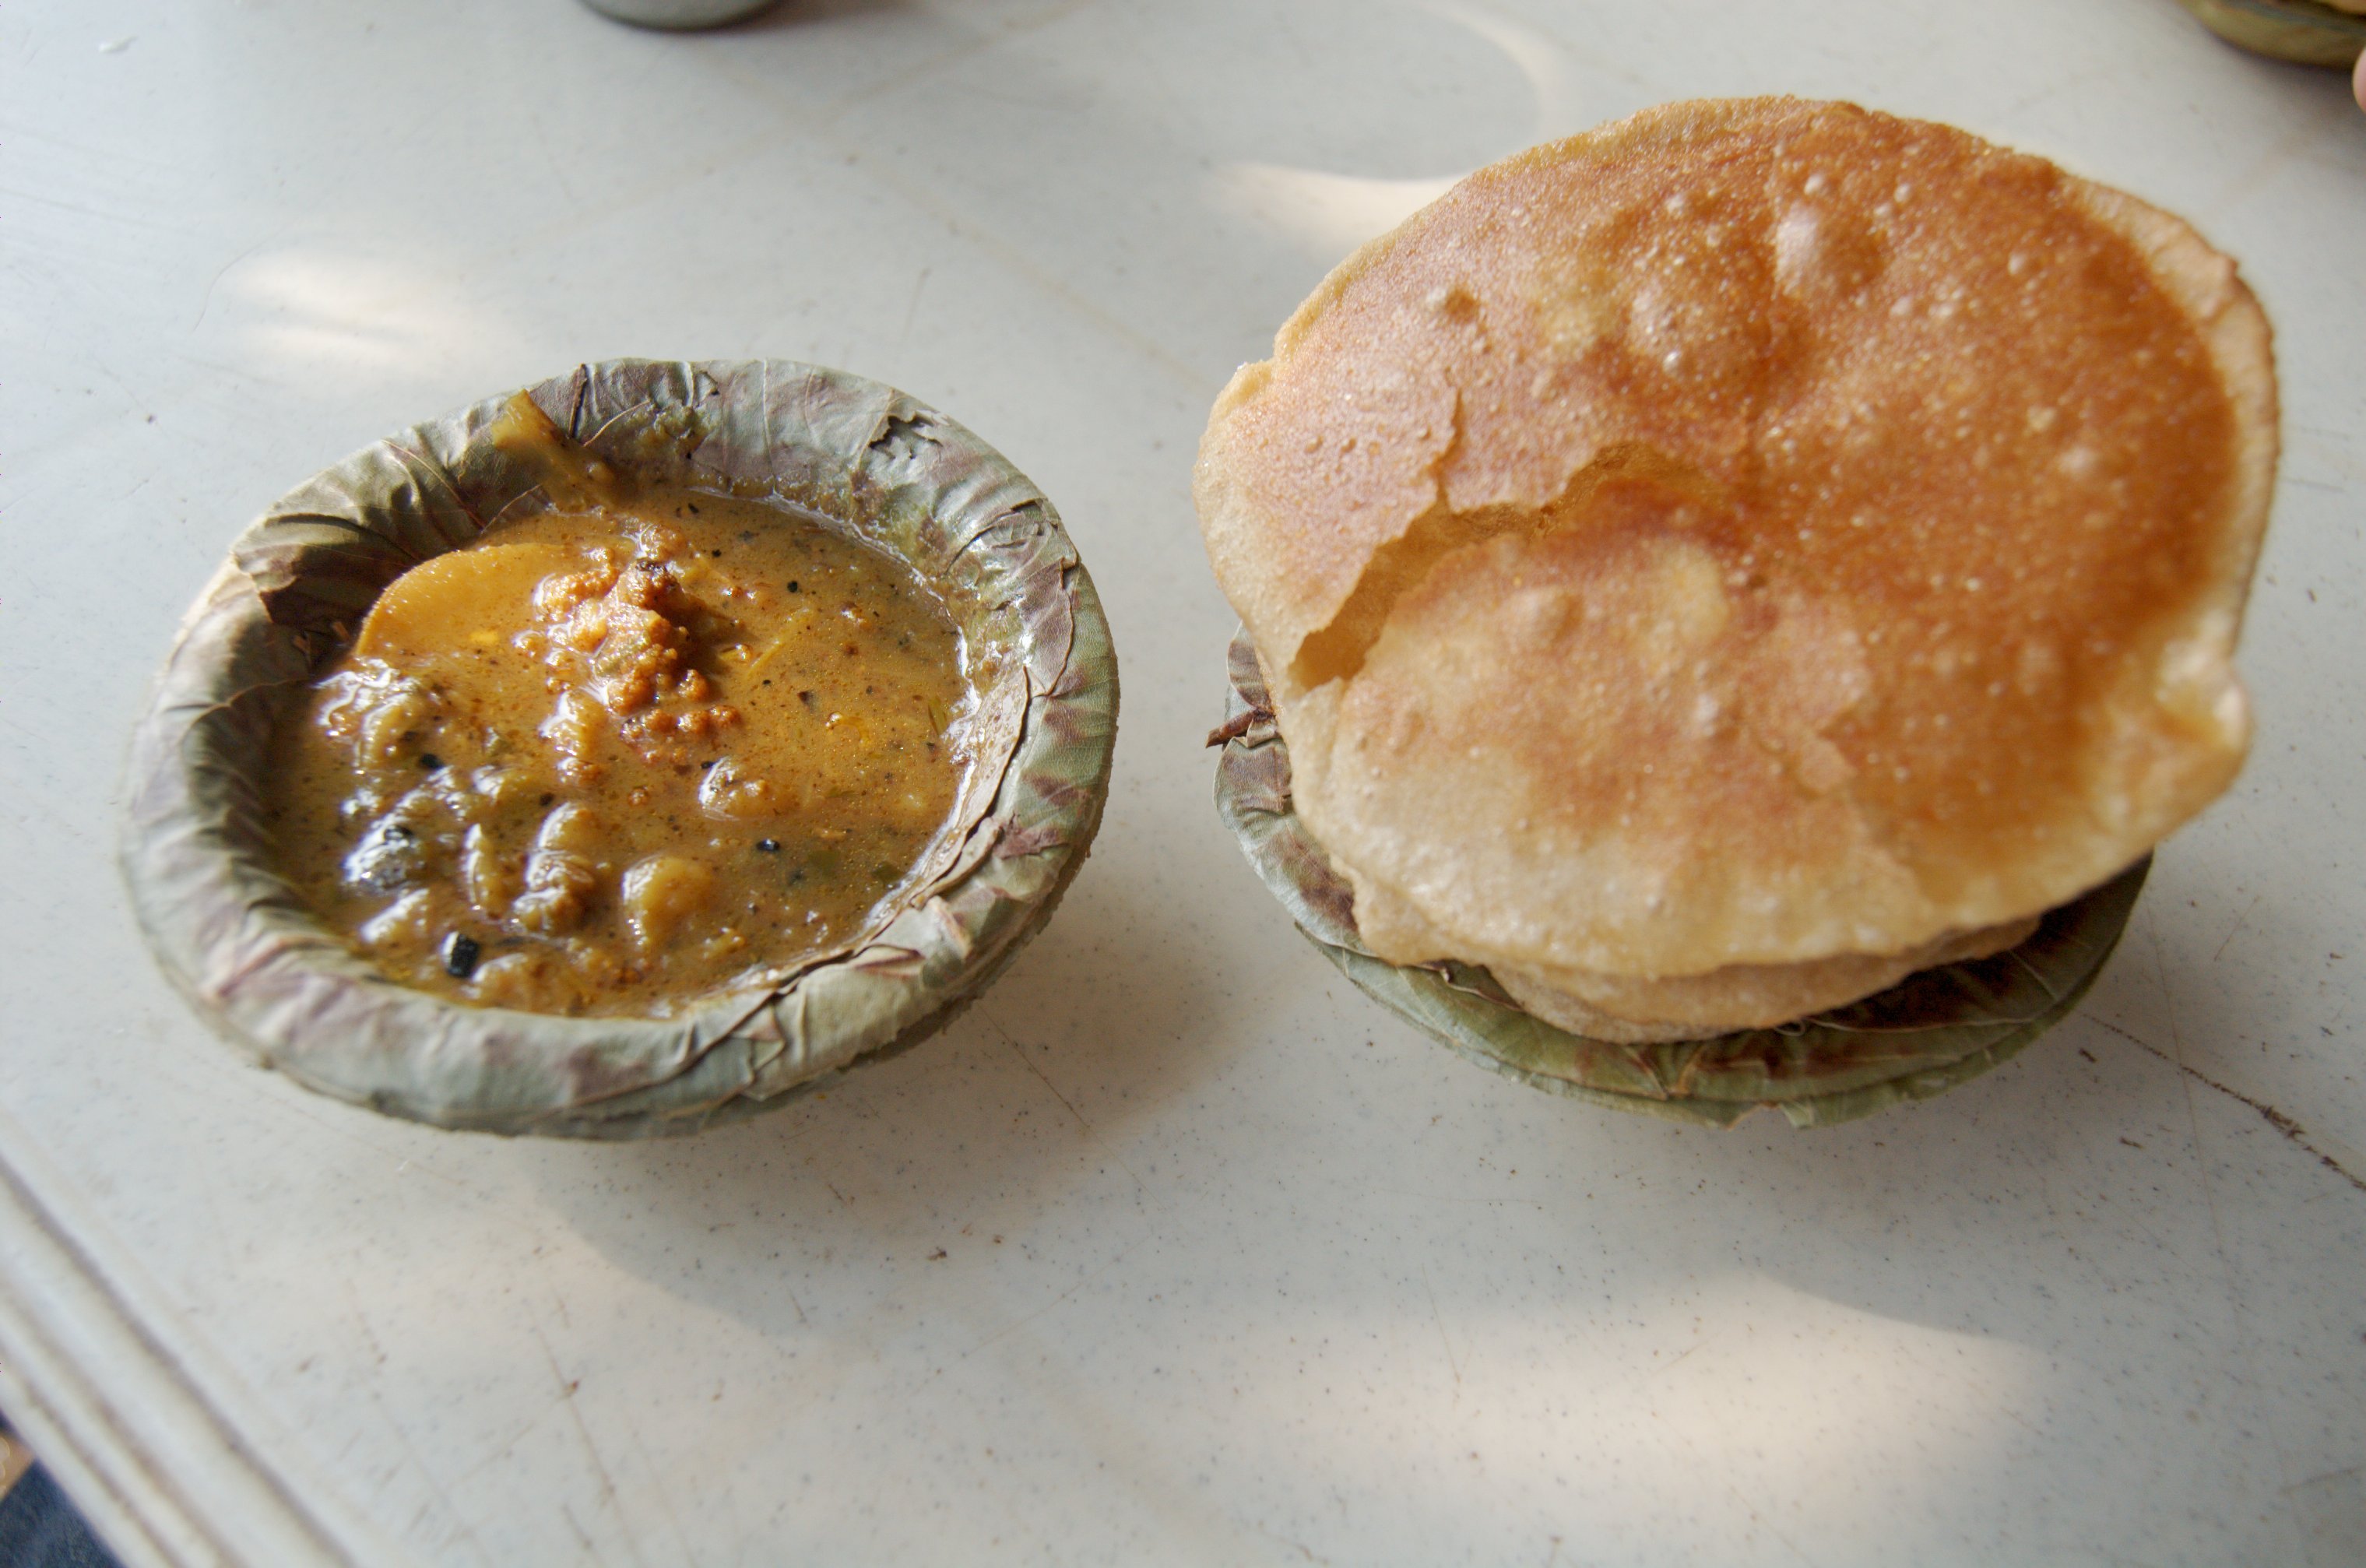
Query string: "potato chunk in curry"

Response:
xmin=262 ymin=493 xmax=969 ymax=1015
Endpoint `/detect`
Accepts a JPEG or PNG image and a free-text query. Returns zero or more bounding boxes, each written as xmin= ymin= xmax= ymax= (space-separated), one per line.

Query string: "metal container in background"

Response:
xmin=2174 ymin=0 xmax=2366 ymax=66
xmin=579 ymin=0 xmax=778 ymax=30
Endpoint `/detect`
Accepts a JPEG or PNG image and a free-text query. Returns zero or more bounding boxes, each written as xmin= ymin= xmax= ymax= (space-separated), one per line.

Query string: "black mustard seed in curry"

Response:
xmin=261 ymin=490 xmax=971 ymax=1015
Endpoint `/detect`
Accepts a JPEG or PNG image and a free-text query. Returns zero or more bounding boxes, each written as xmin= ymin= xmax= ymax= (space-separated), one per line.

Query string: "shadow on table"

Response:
xmin=529 ymin=846 xmax=1232 ymax=1334
xmin=1652 ymin=887 xmax=2329 ymax=1328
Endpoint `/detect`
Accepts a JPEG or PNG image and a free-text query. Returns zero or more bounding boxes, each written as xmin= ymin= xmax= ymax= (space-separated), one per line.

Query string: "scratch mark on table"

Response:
xmin=983 ymin=1007 xmax=1162 ymax=1207
xmin=342 ymin=1278 xmax=497 ymax=1565
xmin=1250 ymin=1522 xmax=1329 ymax=1563
xmin=2286 ymin=1464 xmax=2364 ymax=1493
xmin=1999 ymin=65 xmax=2109 ymax=123
xmin=1731 ymin=1481 xmax=1823 ymax=1566
xmin=989 ymin=1012 xmax=1092 ymax=1132
xmin=623 ymin=1420 xmax=701 ymax=1568
xmin=2090 ymin=1016 xmax=2366 ymax=1196
xmin=0 ymin=779 xmax=94 ymax=844
xmin=2145 ymin=920 xmax=2302 ymax=1496
xmin=1651 ymin=1331 xmax=1715 ymax=1384
xmin=769 ymin=1271 xmax=809 ymax=1329
xmin=1373 ymin=1188 xmax=1545 ymax=1207
xmin=1422 ymin=1262 xmax=1461 ymax=1390
xmin=944 ymin=1241 xmax=1143 ymax=1369
xmin=0 ymin=181 xmax=186 ymax=233
xmin=448 ymin=1395 xmax=571 ymax=1480
xmin=190 ymin=227 xmax=287 ymax=332
xmin=530 ymin=1310 xmax=651 ymax=1568
xmin=560 ymin=1503 xmax=600 ymax=1560
xmin=343 ymin=1276 xmax=391 ymax=1369
xmin=896 ymin=265 xmax=932 ymax=352
xmin=526 ymin=107 xmax=582 ymax=211
xmin=2213 ymin=893 xmax=2264 ymax=962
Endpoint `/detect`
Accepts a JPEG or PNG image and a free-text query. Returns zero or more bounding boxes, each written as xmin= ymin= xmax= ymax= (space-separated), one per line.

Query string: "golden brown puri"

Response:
xmin=1197 ymin=97 xmax=2276 ymax=998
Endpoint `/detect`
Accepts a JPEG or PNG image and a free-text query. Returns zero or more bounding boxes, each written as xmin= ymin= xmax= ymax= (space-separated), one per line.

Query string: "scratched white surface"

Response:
xmin=3 ymin=1 xmax=2363 ymax=1563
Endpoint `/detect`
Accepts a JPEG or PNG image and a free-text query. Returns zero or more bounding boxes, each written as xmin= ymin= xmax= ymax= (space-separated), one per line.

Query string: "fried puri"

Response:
xmin=1195 ymin=98 xmax=2276 ymax=1041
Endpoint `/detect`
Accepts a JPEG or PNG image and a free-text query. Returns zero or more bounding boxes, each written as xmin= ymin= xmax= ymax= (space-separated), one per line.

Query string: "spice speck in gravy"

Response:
xmin=262 ymin=489 xmax=970 ymax=1016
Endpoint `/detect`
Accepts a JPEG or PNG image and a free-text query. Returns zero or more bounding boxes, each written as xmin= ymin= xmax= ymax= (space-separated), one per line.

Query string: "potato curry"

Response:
xmin=262 ymin=490 xmax=969 ymax=1014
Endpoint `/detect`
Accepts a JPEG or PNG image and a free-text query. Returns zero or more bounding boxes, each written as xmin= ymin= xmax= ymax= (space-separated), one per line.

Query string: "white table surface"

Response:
xmin=3 ymin=1 xmax=2362 ymax=1563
